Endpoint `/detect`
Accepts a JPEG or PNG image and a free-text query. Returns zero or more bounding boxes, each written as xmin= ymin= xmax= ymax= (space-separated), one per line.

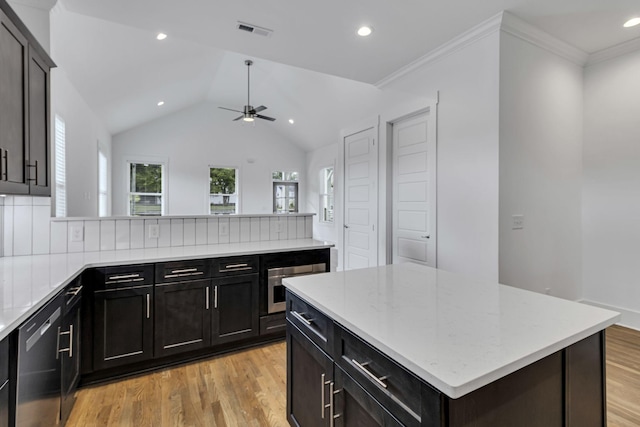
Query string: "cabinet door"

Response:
xmin=212 ymin=274 xmax=258 ymax=345
xmin=287 ymin=321 xmax=333 ymax=427
xmin=27 ymin=47 xmax=50 ymax=195
xmin=93 ymin=287 xmax=153 ymax=371
xmin=0 ymin=9 xmax=28 ymax=194
xmin=155 ymin=279 xmax=212 ymax=357
xmin=0 ymin=336 xmax=8 ymax=427
xmin=60 ymin=300 xmax=81 ymax=425
xmin=333 ymin=367 xmax=404 ymax=427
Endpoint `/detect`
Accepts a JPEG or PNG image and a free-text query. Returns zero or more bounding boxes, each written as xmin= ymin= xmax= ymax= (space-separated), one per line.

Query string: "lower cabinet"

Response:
xmin=212 ymin=274 xmax=259 ymax=345
xmin=154 ymin=279 xmax=212 ymax=357
xmin=93 ymin=286 xmax=154 ymax=371
xmin=0 ymin=336 xmax=8 ymax=427
xmin=60 ymin=282 xmax=82 ymax=425
xmin=286 ymin=321 xmax=334 ymax=427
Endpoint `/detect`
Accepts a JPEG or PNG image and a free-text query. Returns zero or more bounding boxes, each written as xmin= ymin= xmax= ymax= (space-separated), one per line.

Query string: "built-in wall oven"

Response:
xmin=267 ymin=264 xmax=326 ymax=314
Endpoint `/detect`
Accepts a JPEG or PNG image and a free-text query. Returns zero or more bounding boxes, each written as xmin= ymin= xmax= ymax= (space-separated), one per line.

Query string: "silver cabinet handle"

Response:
xmin=291 ymin=310 xmax=312 ymax=326
xmin=108 ymin=274 xmax=140 ymax=280
xmin=66 ymin=285 xmax=83 ymax=297
xmin=146 ymin=293 xmax=150 ymax=319
xmin=321 ymin=373 xmax=331 ymax=419
xmin=206 ymin=286 xmax=210 ymax=310
xmin=351 ymin=359 xmax=388 ymax=389
xmin=3 ymin=149 xmax=8 ymax=180
xmin=225 ymin=263 xmax=248 ymax=269
xmin=170 ymin=268 xmax=198 ymax=274
xmin=421 ymin=235 xmax=430 ymax=239
xmin=57 ymin=324 xmax=73 ymax=358
xmin=329 ymin=381 xmax=341 ymax=427
xmin=214 ymin=286 xmax=218 ymax=309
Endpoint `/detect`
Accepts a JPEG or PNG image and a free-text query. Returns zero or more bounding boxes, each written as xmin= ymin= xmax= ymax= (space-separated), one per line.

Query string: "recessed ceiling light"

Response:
xmin=288 ymin=119 xmax=295 ymax=124
xmin=357 ymin=26 xmax=373 ymax=37
xmin=156 ymin=32 xmax=167 ymax=40
xmin=157 ymin=101 xmax=165 ymax=106
xmin=623 ymin=17 xmax=640 ymax=28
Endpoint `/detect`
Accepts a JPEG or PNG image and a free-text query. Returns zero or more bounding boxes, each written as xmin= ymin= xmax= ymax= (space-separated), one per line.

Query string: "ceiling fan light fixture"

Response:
xmin=357 ymin=26 xmax=373 ymax=37
xmin=156 ymin=32 xmax=167 ymax=40
xmin=623 ymin=17 xmax=640 ymax=28
xmin=243 ymin=116 xmax=255 ymax=122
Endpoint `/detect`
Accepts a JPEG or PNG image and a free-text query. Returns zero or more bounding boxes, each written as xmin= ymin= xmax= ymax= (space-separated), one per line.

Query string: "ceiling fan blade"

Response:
xmin=253 ymin=105 xmax=267 ymax=113
xmin=219 ymin=106 xmax=243 ymax=113
xmin=233 ymin=115 xmax=244 ymax=121
xmin=255 ymin=114 xmax=276 ymax=122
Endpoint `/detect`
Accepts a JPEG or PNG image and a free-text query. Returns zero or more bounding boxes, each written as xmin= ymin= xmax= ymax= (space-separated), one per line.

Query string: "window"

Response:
xmin=210 ymin=167 xmax=238 ymax=214
xmin=319 ymin=167 xmax=334 ymax=223
xmin=273 ymin=170 xmax=299 ymax=213
xmin=128 ymin=162 xmax=164 ymax=216
xmin=98 ymin=143 xmax=108 ymax=217
xmin=54 ymin=115 xmax=66 ymax=217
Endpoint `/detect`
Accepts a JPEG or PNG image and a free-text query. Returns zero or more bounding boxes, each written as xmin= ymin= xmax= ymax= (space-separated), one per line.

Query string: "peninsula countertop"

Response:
xmin=0 ymin=239 xmax=333 ymax=341
xmin=283 ymin=262 xmax=620 ymax=399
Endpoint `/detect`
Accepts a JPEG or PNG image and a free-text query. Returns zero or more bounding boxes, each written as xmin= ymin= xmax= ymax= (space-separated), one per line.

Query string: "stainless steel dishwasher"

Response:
xmin=16 ymin=292 xmax=63 ymax=427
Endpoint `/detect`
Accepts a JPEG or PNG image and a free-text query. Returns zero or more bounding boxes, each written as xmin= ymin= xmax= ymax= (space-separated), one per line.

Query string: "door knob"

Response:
xmin=344 ymin=225 xmax=350 ymax=229
xmin=421 ymin=235 xmax=430 ymax=239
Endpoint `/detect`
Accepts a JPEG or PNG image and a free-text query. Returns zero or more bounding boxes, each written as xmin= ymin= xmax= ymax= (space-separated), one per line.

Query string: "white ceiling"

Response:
xmin=48 ymin=0 xmax=640 ymax=150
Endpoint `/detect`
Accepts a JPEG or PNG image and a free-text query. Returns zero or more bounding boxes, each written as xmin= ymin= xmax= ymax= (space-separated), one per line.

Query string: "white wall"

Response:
xmin=381 ymin=31 xmax=501 ymax=282
xmin=582 ymin=49 xmax=640 ymax=321
xmin=498 ymin=32 xmax=584 ymax=300
xmin=7 ymin=0 xmax=51 ymax=53
xmin=112 ymin=101 xmax=307 ymax=216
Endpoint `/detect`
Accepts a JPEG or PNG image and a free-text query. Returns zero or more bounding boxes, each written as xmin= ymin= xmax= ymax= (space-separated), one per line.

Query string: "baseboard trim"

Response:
xmin=579 ymin=299 xmax=640 ymax=332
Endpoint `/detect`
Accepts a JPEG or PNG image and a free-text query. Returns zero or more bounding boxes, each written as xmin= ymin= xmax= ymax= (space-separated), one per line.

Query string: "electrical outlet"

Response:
xmin=148 ymin=224 xmax=159 ymax=239
xmin=512 ymin=215 xmax=524 ymax=230
xmin=276 ymin=221 xmax=283 ymax=233
xmin=219 ymin=223 xmax=229 ymax=236
xmin=70 ymin=226 xmax=84 ymax=242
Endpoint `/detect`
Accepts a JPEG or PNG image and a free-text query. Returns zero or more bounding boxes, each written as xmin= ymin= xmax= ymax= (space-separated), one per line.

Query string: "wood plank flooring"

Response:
xmin=67 ymin=326 xmax=640 ymax=427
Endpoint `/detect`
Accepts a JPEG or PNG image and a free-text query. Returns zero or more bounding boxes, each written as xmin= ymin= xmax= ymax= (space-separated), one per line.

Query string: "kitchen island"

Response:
xmin=284 ymin=263 xmax=620 ymax=426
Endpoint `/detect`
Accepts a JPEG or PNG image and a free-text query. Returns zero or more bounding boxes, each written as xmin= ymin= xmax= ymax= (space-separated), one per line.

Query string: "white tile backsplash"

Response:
xmin=0 ymin=196 xmax=315 ymax=257
xmin=115 ymin=220 xmax=131 ymax=250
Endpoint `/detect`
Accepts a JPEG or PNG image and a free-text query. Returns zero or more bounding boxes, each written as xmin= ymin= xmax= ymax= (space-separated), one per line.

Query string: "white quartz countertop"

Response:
xmin=283 ymin=263 xmax=620 ymax=399
xmin=0 ymin=239 xmax=333 ymax=341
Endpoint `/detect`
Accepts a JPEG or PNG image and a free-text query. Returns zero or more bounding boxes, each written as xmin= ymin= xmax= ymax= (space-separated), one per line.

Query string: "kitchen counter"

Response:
xmin=283 ymin=262 xmax=620 ymax=399
xmin=0 ymin=239 xmax=333 ymax=340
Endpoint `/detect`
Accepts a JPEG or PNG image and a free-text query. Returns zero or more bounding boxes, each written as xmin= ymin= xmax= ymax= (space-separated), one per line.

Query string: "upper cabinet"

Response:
xmin=0 ymin=1 xmax=54 ymax=196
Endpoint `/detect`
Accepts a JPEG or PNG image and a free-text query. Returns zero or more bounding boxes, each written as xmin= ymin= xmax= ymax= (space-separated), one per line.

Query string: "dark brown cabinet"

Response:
xmin=0 ymin=336 xmax=9 ymax=427
xmin=60 ymin=280 xmax=82 ymax=426
xmin=0 ymin=1 xmax=54 ymax=196
xmin=93 ymin=285 xmax=153 ymax=371
xmin=154 ymin=279 xmax=212 ymax=357
xmin=211 ymin=273 xmax=259 ymax=345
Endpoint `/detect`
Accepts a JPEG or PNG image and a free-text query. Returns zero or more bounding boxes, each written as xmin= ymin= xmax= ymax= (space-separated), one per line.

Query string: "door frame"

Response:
xmin=379 ymin=94 xmax=439 ymax=266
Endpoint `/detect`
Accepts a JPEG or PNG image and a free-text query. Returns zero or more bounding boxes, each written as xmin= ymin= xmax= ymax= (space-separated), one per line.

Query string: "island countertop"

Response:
xmin=283 ymin=262 xmax=620 ymax=399
xmin=0 ymin=239 xmax=333 ymax=341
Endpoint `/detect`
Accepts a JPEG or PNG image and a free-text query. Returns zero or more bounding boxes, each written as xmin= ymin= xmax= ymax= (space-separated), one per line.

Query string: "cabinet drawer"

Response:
xmin=94 ymin=264 xmax=154 ymax=290
xmin=155 ymin=259 xmax=210 ymax=283
xmin=212 ymin=256 xmax=258 ymax=277
xmin=286 ymin=291 xmax=334 ymax=356
xmin=64 ymin=275 xmax=83 ymax=311
xmin=336 ymin=326 xmax=423 ymax=427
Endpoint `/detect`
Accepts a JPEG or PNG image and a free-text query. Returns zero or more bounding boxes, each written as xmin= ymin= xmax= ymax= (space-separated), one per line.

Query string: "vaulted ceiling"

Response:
xmin=45 ymin=0 xmax=640 ymax=150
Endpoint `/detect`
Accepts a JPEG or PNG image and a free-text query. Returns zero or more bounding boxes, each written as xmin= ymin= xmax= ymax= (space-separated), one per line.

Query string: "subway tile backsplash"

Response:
xmin=1 ymin=196 xmax=315 ymax=257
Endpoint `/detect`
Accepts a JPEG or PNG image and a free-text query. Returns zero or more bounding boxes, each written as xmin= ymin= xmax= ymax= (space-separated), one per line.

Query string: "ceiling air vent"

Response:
xmin=237 ymin=21 xmax=273 ymax=37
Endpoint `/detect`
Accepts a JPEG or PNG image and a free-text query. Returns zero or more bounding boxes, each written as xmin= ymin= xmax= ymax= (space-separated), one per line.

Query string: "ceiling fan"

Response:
xmin=219 ymin=60 xmax=276 ymax=122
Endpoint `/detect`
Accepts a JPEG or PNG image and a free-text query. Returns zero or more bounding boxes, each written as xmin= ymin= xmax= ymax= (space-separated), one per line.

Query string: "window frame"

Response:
xmin=54 ymin=114 xmax=66 ymax=217
xmin=272 ymin=170 xmax=299 ymax=214
xmin=319 ymin=166 xmax=334 ymax=223
xmin=209 ymin=165 xmax=240 ymax=215
xmin=98 ymin=141 xmax=109 ymax=217
xmin=125 ymin=157 xmax=168 ymax=216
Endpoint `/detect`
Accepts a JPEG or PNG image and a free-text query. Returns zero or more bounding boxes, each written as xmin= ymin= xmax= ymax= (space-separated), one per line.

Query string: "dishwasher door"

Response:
xmin=17 ymin=294 xmax=63 ymax=427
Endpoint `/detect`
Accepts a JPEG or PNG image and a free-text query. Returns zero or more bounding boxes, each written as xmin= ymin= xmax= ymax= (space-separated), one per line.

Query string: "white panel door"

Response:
xmin=392 ymin=111 xmax=436 ymax=266
xmin=343 ymin=127 xmax=378 ymax=270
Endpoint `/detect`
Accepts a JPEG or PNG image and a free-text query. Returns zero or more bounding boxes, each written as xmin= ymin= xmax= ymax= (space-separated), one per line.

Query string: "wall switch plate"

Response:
xmin=512 ymin=215 xmax=524 ymax=230
xmin=276 ymin=221 xmax=283 ymax=233
xmin=70 ymin=225 xmax=84 ymax=242
xmin=219 ymin=223 xmax=229 ymax=236
xmin=148 ymin=224 xmax=160 ymax=239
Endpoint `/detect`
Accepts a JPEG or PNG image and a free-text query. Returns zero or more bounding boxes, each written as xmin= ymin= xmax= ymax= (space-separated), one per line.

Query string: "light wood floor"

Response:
xmin=67 ymin=326 xmax=640 ymax=427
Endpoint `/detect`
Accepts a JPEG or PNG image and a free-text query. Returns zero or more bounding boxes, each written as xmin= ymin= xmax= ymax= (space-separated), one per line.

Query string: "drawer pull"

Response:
xmin=108 ymin=273 xmax=140 ymax=280
xmin=206 ymin=286 xmax=210 ymax=310
xmin=329 ymin=381 xmax=341 ymax=427
xmin=291 ymin=310 xmax=312 ymax=326
xmin=225 ymin=263 xmax=248 ymax=269
xmin=66 ymin=285 xmax=83 ymax=297
xmin=169 ymin=268 xmax=199 ymax=274
xmin=321 ymin=373 xmax=331 ymax=418
xmin=57 ymin=324 xmax=73 ymax=358
xmin=352 ymin=359 xmax=388 ymax=389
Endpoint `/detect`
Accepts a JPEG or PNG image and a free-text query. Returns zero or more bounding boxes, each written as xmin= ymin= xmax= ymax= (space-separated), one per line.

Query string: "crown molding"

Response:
xmin=375 ymin=11 xmax=504 ymax=89
xmin=500 ymin=11 xmax=588 ymax=66
xmin=587 ymin=37 xmax=640 ymax=66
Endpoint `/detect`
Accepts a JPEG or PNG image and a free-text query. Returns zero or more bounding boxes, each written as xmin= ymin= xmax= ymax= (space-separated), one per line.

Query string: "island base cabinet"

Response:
xmin=287 ymin=321 xmax=333 ymax=427
xmin=0 ymin=336 xmax=8 ymax=427
xmin=93 ymin=286 xmax=153 ymax=371
xmin=60 ymin=282 xmax=82 ymax=426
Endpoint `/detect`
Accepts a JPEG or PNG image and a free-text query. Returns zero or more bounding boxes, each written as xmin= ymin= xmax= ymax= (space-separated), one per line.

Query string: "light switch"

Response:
xmin=512 ymin=215 xmax=524 ymax=230
xmin=148 ymin=224 xmax=160 ymax=239
xmin=220 ymin=223 xmax=229 ymax=236
xmin=70 ymin=225 xmax=84 ymax=242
